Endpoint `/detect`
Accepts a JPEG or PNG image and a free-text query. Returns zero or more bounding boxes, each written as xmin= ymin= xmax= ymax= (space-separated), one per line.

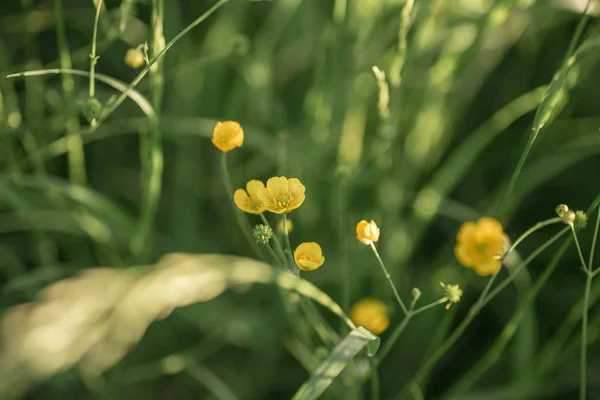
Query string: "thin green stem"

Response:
xmin=412 ymin=298 xmax=448 ymax=316
xmin=259 ymin=213 xmax=286 ymax=265
xmin=265 ymin=244 xmax=282 ymax=267
xmin=220 ymin=152 xmax=262 ymax=258
xmin=503 ymin=217 xmax=563 ymax=258
xmin=338 ymin=179 xmax=350 ymax=322
xmin=376 ymin=314 xmax=413 ymax=366
xmin=97 ymin=0 xmax=230 ymax=125
xmin=590 ymin=208 xmax=600 ymax=272
xmin=571 ymin=225 xmax=590 ymax=273
xmin=89 ymin=0 xmax=102 ymax=98
xmin=581 ymin=274 xmax=592 ymax=400
xmin=369 ymin=243 xmax=408 ymax=315
xmin=282 ymin=214 xmax=298 ymax=275
xmin=370 ymin=358 xmax=380 ymax=400
xmin=477 ymin=271 xmax=499 ymax=306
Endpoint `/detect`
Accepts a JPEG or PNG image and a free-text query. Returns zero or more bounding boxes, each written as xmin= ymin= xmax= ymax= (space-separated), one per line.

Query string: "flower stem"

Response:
xmin=220 ymin=152 xmax=262 ymax=258
xmin=503 ymin=217 xmax=563 ymax=258
xmin=571 ymin=224 xmax=590 ymax=273
xmin=580 ymin=273 xmax=592 ymax=400
xmin=412 ymin=298 xmax=448 ymax=316
xmin=89 ymin=0 xmax=102 ymax=99
xmin=369 ymin=243 xmax=408 ymax=315
xmin=259 ymin=213 xmax=286 ymax=266
xmin=282 ymin=214 xmax=298 ymax=276
xmin=369 ymin=358 xmax=380 ymax=400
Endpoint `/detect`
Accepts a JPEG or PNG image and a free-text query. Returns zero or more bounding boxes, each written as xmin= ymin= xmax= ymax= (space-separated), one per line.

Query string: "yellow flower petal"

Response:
xmin=265 ymin=176 xmax=288 ymax=195
xmin=356 ymin=220 xmax=380 ymax=245
xmin=246 ymin=180 xmax=265 ymax=197
xmin=287 ymin=178 xmax=305 ymax=196
xmin=473 ymin=258 xmax=501 ymax=276
xmin=211 ymin=121 xmax=244 ymax=152
xmin=456 ymin=221 xmax=476 ymax=242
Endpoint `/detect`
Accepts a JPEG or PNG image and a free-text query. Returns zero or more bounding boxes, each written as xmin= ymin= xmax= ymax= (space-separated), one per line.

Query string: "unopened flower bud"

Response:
xmin=556 ymin=204 xmax=576 ymax=225
xmin=411 ymin=288 xmax=421 ymax=301
xmin=252 ymin=224 xmax=273 ymax=245
xmin=575 ymin=210 xmax=588 ymax=230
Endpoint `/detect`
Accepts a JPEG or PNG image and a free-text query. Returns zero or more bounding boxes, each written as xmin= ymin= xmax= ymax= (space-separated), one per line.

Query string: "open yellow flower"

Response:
xmin=212 ymin=121 xmax=244 ymax=152
xmin=125 ymin=48 xmax=145 ymax=69
xmin=350 ymin=298 xmax=389 ymax=335
xmin=356 ymin=220 xmax=380 ymax=245
xmin=455 ymin=217 xmax=507 ymax=276
xmin=257 ymin=177 xmax=305 ymax=214
xmin=293 ymin=242 xmax=325 ymax=271
xmin=233 ymin=180 xmax=265 ymax=214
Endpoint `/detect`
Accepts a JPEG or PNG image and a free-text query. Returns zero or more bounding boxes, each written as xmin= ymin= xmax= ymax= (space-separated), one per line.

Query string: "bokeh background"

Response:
xmin=1 ymin=0 xmax=600 ymax=399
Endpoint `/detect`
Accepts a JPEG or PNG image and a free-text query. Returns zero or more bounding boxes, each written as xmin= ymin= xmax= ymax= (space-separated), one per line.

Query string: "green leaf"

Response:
xmin=292 ymin=326 xmax=379 ymax=400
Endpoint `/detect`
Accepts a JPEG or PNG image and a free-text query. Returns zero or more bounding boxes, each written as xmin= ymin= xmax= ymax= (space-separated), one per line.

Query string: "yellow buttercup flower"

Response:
xmin=257 ymin=177 xmax=305 ymax=214
xmin=212 ymin=121 xmax=244 ymax=152
xmin=125 ymin=48 xmax=145 ymax=69
xmin=356 ymin=220 xmax=380 ymax=245
xmin=234 ymin=180 xmax=266 ymax=214
xmin=350 ymin=298 xmax=389 ymax=335
xmin=293 ymin=242 xmax=325 ymax=271
xmin=455 ymin=217 xmax=507 ymax=276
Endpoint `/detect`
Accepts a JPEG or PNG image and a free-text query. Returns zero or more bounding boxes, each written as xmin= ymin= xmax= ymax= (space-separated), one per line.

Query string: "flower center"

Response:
xmin=251 ymin=199 xmax=262 ymax=210
xmin=277 ymin=194 xmax=290 ymax=208
xmin=476 ymin=243 xmax=488 ymax=253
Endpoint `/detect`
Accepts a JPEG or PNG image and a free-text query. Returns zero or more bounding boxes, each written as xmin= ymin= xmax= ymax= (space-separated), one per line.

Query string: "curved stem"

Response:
xmin=259 ymin=213 xmax=286 ymax=265
xmin=282 ymin=214 xmax=298 ymax=276
xmin=412 ymin=298 xmax=447 ymax=316
xmin=571 ymin=224 xmax=590 ymax=273
xmin=369 ymin=242 xmax=408 ymax=315
xmin=503 ymin=217 xmax=562 ymax=258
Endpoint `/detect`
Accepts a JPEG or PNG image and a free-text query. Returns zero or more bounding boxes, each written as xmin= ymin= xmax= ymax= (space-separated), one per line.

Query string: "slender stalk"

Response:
xmin=376 ymin=313 xmax=413 ymax=366
xmin=282 ymin=214 xmax=298 ymax=275
xmin=89 ymin=0 xmax=103 ymax=98
xmin=260 ymin=213 xmax=286 ymax=265
xmin=265 ymin=244 xmax=280 ymax=265
xmin=580 ymin=274 xmax=592 ymax=400
xmin=219 ymin=152 xmax=262 ymax=258
xmin=369 ymin=358 xmax=380 ymax=400
xmin=338 ymin=179 xmax=350 ymax=323
xmin=412 ymin=298 xmax=448 ymax=316
xmin=477 ymin=271 xmax=499 ymax=307
xmin=590 ymin=208 xmax=600 ymax=272
xmin=503 ymin=217 xmax=563 ymax=258
xmin=571 ymin=225 xmax=590 ymax=273
xmin=369 ymin=243 xmax=408 ymax=315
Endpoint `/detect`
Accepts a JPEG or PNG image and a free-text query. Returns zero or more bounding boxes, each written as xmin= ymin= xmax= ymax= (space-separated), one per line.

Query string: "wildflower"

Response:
xmin=350 ymin=298 xmax=389 ymax=335
xmin=556 ymin=204 xmax=587 ymax=229
xmin=440 ymin=282 xmax=463 ymax=310
xmin=356 ymin=220 xmax=380 ymax=245
xmin=234 ymin=180 xmax=266 ymax=214
xmin=455 ymin=217 xmax=506 ymax=276
xmin=293 ymin=242 xmax=325 ymax=271
xmin=257 ymin=177 xmax=305 ymax=214
xmin=125 ymin=48 xmax=145 ymax=69
xmin=212 ymin=121 xmax=244 ymax=152
xmin=252 ymin=224 xmax=273 ymax=245
xmin=277 ymin=218 xmax=294 ymax=234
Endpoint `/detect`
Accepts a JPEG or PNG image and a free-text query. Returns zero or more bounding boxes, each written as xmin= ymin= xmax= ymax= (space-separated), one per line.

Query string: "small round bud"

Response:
xmin=556 ymin=204 xmax=569 ymax=218
xmin=82 ymin=97 xmax=102 ymax=123
xmin=252 ymin=224 xmax=273 ymax=245
xmin=411 ymin=288 xmax=421 ymax=301
xmin=574 ymin=210 xmax=588 ymax=230
xmin=556 ymin=204 xmax=576 ymax=225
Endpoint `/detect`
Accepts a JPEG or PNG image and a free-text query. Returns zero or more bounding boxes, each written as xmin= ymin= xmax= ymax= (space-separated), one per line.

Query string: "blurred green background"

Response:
xmin=1 ymin=0 xmax=600 ymax=399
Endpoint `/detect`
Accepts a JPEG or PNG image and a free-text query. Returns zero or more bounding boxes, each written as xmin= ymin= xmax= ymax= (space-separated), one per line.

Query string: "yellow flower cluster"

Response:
xmin=454 ymin=217 xmax=507 ymax=276
xmin=212 ymin=120 xmax=322 ymax=272
xmin=350 ymin=298 xmax=389 ymax=335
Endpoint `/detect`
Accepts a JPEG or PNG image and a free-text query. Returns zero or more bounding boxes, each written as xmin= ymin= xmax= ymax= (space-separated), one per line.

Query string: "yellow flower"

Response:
xmin=277 ymin=218 xmax=293 ymax=234
xmin=350 ymin=298 xmax=389 ymax=335
xmin=125 ymin=48 xmax=145 ymax=69
xmin=257 ymin=177 xmax=305 ymax=214
xmin=234 ymin=180 xmax=266 ymax=214
xmin=356 ymin=220 xmax=380 ymax=245
xmin=212 ymin=121 xmax=244 ymax=152
xmin=440 ymin=282 xmax=463 ymax=310
xmin=293 ymin=242 xmax=325 ymax=271
xmin=455 ymin=217 xmax=507 ymax=276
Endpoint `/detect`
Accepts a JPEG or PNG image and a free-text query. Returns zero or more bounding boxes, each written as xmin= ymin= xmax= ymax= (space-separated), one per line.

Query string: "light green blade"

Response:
xmin=292 ymin=326 xmax=379 ymax=400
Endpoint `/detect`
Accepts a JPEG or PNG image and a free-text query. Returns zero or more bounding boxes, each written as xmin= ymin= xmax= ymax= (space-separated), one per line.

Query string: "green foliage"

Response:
xmin=1 ymin=0 xmax=600 ymax=399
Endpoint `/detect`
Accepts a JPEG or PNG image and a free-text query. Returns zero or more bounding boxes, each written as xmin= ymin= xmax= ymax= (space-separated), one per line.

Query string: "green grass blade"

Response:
xmin=292 ymin=326 xmax=379 ymax=400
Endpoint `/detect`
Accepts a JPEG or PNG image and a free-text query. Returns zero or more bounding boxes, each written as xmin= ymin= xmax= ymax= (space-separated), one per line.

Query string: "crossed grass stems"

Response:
xmin=6 ymin=0 xmax=600 ymax=398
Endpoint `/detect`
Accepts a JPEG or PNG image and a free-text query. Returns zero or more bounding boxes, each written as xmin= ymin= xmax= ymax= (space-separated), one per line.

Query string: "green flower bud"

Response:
xmin=411 ymin=288 xmax=421 ymax=301
xmin=82 ymin=97 xmax=103 ymax=123
xmin=252 ymin=224 xmax=273 ymax=245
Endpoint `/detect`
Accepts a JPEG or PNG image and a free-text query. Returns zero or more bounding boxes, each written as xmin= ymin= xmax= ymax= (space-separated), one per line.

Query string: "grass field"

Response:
xmin=1 ymin=0 xmax=600 ymax=399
